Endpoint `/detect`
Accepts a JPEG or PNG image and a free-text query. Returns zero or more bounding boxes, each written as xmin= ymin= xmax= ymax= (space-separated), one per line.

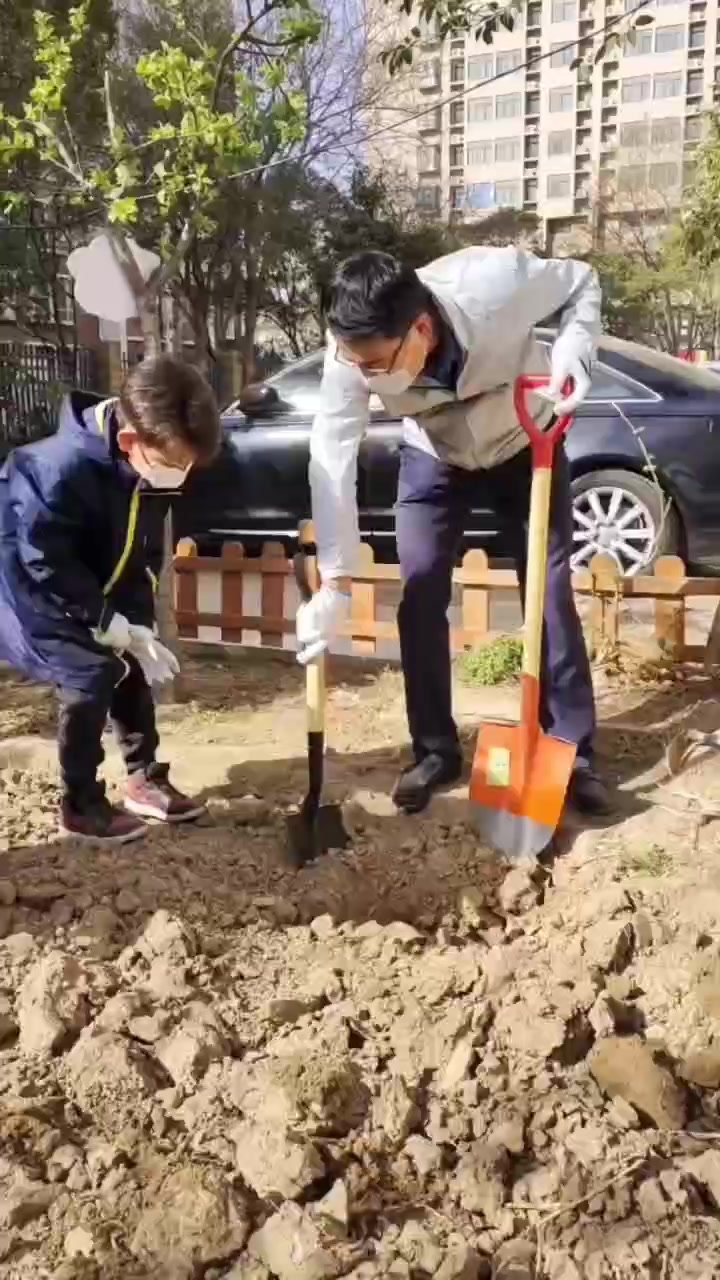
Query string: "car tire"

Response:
xmin=570 ymin=469 xmax=680 ymax=576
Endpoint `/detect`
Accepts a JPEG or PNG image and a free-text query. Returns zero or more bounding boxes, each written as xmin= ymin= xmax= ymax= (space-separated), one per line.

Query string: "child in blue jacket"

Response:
xmin=0 ymin=355 xmax=221 ymax=844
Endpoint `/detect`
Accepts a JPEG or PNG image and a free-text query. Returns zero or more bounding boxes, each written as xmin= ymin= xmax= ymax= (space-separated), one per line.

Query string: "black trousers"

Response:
xmin=56 ymin=655 xmax=159 ymax=808
xmin=395 ymin=444 xmax=596 ymax=768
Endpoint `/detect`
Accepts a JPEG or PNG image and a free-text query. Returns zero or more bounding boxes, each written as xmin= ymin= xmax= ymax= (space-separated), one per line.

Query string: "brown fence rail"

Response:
xmin=174 ymin=540 xmax=720 ymax=665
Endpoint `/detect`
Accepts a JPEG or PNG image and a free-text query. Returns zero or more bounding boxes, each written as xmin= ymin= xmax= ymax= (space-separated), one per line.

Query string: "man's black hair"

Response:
xmin=326 ymin=251 xmax=431 ymax=341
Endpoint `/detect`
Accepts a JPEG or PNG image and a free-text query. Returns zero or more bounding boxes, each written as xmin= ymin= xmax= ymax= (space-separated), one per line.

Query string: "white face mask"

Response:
xmin=142 ymin=462 xmax=190 ymax=490
xmin=365 ymin=367 xmax=416 ymax=396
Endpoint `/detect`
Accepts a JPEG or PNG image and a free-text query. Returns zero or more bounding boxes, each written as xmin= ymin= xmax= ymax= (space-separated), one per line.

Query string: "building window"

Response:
xmin=466 ymin=182 xmax=496 ymax=209
xmin=416 ymin=185 xmax=440 ymax=210
xmin=624 ymin=30 xmax=653 ymax=55
xmin=655 ymin=25 xmax=684 ymax=53
xmin=653 ymin=71 xmax=682 ymax=98
xmin=450 ymin=185 xmax=465 ymax=208
xmin=496 ymin=49 xmax=522 ymax=74
xmin=417 ymin=146 xmax=439 ymax=172
xmin=467 ymin=141 xmax=494 ymax=165
xmin=495 ymin=180 xmax=521 ymax=207
xmin=618 ymin=165 xmax=647 ymax=193
xmin=495 ymin=136 xmax=521 ymax=162
xmin=651 ymin=117 xmax=681 ymax=145
xmin=468 ymin=54 xmax=493 ymax=81
xmin=450 ymin=101 xmax=464 ymax=126
xmin=687 ymin=69 xmax=704 ymax=95
xmin=468 ymin=97 xmax=493 ymax=123
xmin=417 ymin=58 xmax=441 ymax=89
xmin=527 ymin=1 xmax=542 ymax=24
xmin=548 ymin=128 xmax=573 ymax=155
xmin=620 ymin=121 xmax=649 ymax=147
xmin=525 ymin=135 xmax=539 ymax=158
xmin=621 ymin=76 xmax=651 ymax=103
xmin=525 ymin=178 xmax=538 ymax=201
xmin=547 ymin=173 xmax=571 ymax=197
xmin=549 ymin=86 xmax=574 ymax=112
xmin=550 ymin=41 xmax=574 ymax=67
xmin=649 ymin=161 xmax=680 ymax=189
xmin=689 ymin=24 xmax=705 ymax=49
xmin=526 ymin=91 xmax=541 ymax=114
xmin=685 ymin=115 xmax=703 ymax=141
xmin=496 ymin=92 xmax=522 ymax=118
xmin=450 ymin=58 xmax=464 ymax=82
xmin=552 ymin=0 xmax=577 ymax=19
xmin=450 ymin=143 xmax=464 ymax=168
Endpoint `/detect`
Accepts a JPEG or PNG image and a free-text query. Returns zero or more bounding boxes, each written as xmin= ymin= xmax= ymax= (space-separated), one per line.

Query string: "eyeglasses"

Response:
xmin=334 ymin=327 xmax=411 ymax=376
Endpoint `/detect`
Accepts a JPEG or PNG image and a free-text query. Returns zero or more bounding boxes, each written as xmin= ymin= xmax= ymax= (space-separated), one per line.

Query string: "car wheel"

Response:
xmin=570 ymin=469 xmax=680 ymax=577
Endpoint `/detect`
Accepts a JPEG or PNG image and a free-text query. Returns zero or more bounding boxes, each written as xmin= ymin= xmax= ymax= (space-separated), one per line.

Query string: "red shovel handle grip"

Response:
xmin=514 ymin=375 xmax=575 ymax=467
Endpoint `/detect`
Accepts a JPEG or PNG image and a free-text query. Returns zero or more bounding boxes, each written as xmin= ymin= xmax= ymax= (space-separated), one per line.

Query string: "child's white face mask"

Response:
xmin=141 ymin=461 xmax=191 ymax=490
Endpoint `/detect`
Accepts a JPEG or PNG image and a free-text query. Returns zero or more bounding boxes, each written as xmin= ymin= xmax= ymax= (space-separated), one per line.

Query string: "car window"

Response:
xmin=536 ymin=341 xmax=656 ymax=401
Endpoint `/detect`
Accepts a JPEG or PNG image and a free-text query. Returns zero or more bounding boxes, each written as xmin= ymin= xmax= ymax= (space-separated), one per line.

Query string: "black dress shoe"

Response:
xmin=568 ymin=766 xmax=611 ymax=816
xmin=393 ymin=753 xmax=463 ymax=815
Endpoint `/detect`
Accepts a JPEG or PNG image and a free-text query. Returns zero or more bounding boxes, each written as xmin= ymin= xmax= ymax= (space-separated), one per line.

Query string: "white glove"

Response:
xmin=92 ymin=612 xmax=131 ymax=650
xmin=296 ymin=585 xmax=351 ymax=666
xmin=128 ymin=625 xmax=180 ymax=686
xmin=547 ymin=336 xmax=593 ymax=415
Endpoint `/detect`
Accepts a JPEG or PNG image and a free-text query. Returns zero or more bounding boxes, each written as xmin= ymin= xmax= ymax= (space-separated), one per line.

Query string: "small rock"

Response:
xmin=0 ymin=880 xmax=16 ymax=907
xmin=155 ymin=1004 xmax=227 ymax=1084
xmin=266 ymin=997 xmax=320 ymax=1027
xmin=439 ymin=1037 xmax=475 ymax=1093
xmin=681 ymin=1045 xmax=720 ymax=1089
xmin=249 ymin=1202 xmax=340 ymax=1280
xmin=582 ymin=918 xmax=634 ymax=973
xmin=487 ymin=1113 xmax=525 ymax=1155
xmin=0 ymin=995 xmax=17 ymax=1046
xmin=0 ymin=1160 xmax=59 ymax=1229
xmin=589 ymin=1036 xmax=687 ymax=1130
xmin=404 ymin=1135 xmax=443 ymax=1176
xmin=452 ymin=1143 xmax=507 ymax=1221
xmin=115 ymin=888 xmax=142 ymax=915
xmin=127 ymin=1011 xmax=171 ymax=1043
xmin=47 ymin=1144 xmax=82 ymax=1183
xmin=16 ymin=881 xmax=66 ymax=909
xmin=233 ymin=1120 xmax=325 ymax=1199
xmin=141 ymin=910 xmax=196 ymax=960
xmin=310 ymin=914 xmax=336 ymax=939
xmin=683 ymin=1149 xmax=720 ymax=1207
xmin=65 ymin=1226 xmax=94 ymax=1258
xmin=372 ymin=1075 xmax=419 ymax=1142
xmin=498 ymin=866 xmax=542 ymax=915
xmin=17 ymin=951 xmax=89 ymax=1055
xmin=632 ymin=910 xmax=654 ymax=951
xmin=436 ymin=1239 xmax=482 ymax=1280
xmin=234 ymin=794 xmax=270 ymax=825
xmin=606 ymin=1097 xmax=640 ymax=1130
xmin=635 ymin=1177 xmax=668 ymax=1225
xmin=383 ymin=922 xmax=423 ymax=947
xmin=252 ymin=896 xmax=298 ymax=925
xmin=312 ymin=1179 xmax=349 ymax=1238
xmin=397 ymin=1220 xmax=443 ymax=1274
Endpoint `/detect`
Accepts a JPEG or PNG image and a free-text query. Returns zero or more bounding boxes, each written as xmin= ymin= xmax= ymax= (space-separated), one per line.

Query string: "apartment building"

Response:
xmin=369 ymin=0 xmax=719 ymax=249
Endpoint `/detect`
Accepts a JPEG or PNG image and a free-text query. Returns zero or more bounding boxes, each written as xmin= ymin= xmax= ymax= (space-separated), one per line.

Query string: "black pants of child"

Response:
xmin=56 ymin=655 xmax=159 ymax=809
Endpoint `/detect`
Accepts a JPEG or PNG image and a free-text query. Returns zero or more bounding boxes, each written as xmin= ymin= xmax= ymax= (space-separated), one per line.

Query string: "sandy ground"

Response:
xmin=2 ymin=647 xmax=720 ymax=1278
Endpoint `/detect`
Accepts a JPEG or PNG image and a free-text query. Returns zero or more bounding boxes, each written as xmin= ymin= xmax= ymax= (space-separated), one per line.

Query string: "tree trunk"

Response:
xmin=240 ymin=257 xmax=259 ymax=386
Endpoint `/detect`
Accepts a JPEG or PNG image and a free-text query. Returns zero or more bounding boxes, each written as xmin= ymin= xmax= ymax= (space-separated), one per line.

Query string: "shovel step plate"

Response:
xmin=470 ymin=720 xmax=577 ymax=861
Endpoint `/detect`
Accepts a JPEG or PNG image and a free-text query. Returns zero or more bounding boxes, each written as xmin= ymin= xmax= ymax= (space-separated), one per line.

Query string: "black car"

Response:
xmin=177 ymin=333 xmax=720 ymax=576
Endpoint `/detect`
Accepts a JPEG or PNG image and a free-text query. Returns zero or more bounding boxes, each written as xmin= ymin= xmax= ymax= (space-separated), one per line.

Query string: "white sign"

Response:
xmin=68 ymin=232 xmax=161 ymax=323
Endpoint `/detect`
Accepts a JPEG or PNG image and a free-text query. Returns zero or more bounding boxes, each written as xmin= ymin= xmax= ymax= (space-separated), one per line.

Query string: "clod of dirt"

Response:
xmin=589 ymin=1036 xmax=687 ymax=1129
xmin=311 ymin=1179 xmax=350 ymax=1239
xmin=63 ymin=1029 xmax=166 ymax=1134
xmin=0 ymin=993 xmax=17 ymax=1045
xmin=234 ymin=794 xmax=271 ymax=825
xmin=248 ymin=1202 xmax=343 ymax=1280
xmin=64 ymin=1226 xmax=94 ymax=1259
xmin=436 ymin=1239 xmax=483 ymax=1279
xmin=498 ymin=866 xmax=542 ymax=916
xmin=403 ymin=1134 xmax=443 ymax=1176
xmin=683 ymin=1149 xmax=720 ymax=1208
xmin=17 ymin=951 xmax=90 ymax=1056
xmin=582 ymin=918 xmax=635 ymax=974
xmin=131 ymin=1163 xmax=250 ymax=1278
xmin=635 ymin=1175 xmax=670 ymax=1225
xmin=372 ymin=1075 xmax=419 ymax=1143
xmin=233 ymin=1120 xmax=326 ymax=1199
xmin=680 ymin=1045 xmax=720 ymax=1088
xmin=397 ymin=1219 xmax=444 ymax=1273
xmin=0 ymin=879 xmax=16 ymax=906
xmin=452 ymin=1142 xmax=508 ymax=1220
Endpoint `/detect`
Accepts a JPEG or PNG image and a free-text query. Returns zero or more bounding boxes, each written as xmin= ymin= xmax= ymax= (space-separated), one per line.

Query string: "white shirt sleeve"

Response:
xmin=489 ymin=247 xmax=601 ymax=370
xmin=309 ymin=336 xmax=370 ymax=581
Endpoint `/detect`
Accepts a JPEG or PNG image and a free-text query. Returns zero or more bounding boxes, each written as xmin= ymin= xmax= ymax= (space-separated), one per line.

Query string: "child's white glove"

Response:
xmin=296 ymin=584 xmax=351 ymax=665
xmin=548 ymin=335 xmax=593 ymax=415
xmin=128 ymin=625 xmax=180 ymax=685
xmin=92 ymin=612 xmax=131 ymax=651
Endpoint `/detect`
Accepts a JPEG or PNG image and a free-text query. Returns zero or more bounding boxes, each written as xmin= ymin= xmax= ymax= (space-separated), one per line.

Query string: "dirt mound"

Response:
xmin=1 ymin=657 xmax=720 ymax=1277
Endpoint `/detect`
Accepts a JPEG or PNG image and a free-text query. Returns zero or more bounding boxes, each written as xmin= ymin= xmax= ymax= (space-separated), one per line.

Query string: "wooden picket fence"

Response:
xmin=173 ymin=538 xmax=720 ymax=665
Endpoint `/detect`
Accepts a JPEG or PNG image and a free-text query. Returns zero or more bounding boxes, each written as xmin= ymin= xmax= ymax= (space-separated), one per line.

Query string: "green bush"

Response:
xmin=457 ymin=634 xmax=523 ymax=687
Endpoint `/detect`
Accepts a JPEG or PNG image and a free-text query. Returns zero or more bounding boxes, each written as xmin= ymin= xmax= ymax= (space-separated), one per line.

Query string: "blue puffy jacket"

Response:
xmin=0 ymin=391 xmax=171 ymax=695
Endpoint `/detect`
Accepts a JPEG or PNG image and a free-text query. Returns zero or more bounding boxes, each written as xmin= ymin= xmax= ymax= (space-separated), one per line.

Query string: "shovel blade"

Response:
xmin=470 ymin=721 xmax=576 ymax=860
xmin=286 ymin=803 xmax=350 ymax=867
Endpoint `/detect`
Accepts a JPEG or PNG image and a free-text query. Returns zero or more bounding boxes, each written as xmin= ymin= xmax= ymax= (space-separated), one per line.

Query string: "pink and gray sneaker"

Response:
xmin=124 ymin=765 xmax=206 ymax=824
xmin=61 ymin=799 xmax=147 ymax=845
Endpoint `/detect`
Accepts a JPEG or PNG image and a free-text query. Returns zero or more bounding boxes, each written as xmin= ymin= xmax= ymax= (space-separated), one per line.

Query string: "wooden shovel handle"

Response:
xmin=295 ymin=520 xmax=325 ymax=733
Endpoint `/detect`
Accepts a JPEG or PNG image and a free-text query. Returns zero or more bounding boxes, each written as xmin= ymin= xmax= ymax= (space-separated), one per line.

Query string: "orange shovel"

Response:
xmin=469 ymin=375 xmax=577 ymax=861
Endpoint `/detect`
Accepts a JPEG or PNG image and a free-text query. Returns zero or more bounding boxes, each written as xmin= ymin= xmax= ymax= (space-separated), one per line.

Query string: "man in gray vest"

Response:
xmin=297 ymin=246 xmax=608 ymax=817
